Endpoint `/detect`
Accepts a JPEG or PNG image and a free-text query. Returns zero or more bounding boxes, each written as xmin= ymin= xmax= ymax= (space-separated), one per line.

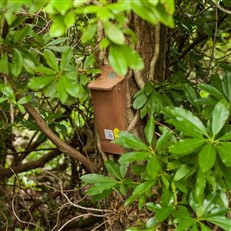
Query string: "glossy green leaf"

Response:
xmin=200 ymin=223 xmax=212 ymax=231
xmin=64 ymin=11 xmax=75 ymax=27
xmin=124 ymin=46 xmax=144 ymax=71
xmin=125 ymin=180 xmax=154 ymax=206
xmin=174 ymin=206 xmax=195 ymax=230
xmin=109 ymin=44 xmax=128 ymax=76
xmin=81 ymin=173 xmax=114 ymax=184
xmin=164 ymin=107 xmax=208 ymax=137
xmin=119 ymin=151 xmax=151 ymax=164
xmin=198 ymin=83 xmax=224 ymax=100
xmin=43 ymin=49 xmax=59 ymax=71
xmin=88 ymin=181 xmax=117 ymax=195
xmin=0 ymin=54 xmax=9 ymax=75
xmin=10 ymin=48 xmax=23 ymax=77
xmin=133 ymin=92 xmax=148 ymax=109
xmin=104 ymin=21 xmax=125 ymax=45
xmin=221 ymin=72 xmax=231 ymax=101
xmin=62 ymin=78 xmax=79 ymax=97
xmin=60 ymin=47 xmax=73 ymax=71
xmin=155 ymin=3 xmax=174 ymax=28
xmin=28 ymin=76 xmax=55 ymax=90
xmin=211 ymin=100 xmax=229 ymax=137
xmin=144 ymin=117 xmax=155 ymax=145
xmin=17 ymin=95 xmax=32 ymax=105
xmin=156 ymin=129 xmax=172 ymax=151
xmin=216 ymin=142 xmax=231 ymax=167
xmin=131 ymin=1 xmax=159 ymax=25
xmin=205 ymin=216 xmax=231 ymax=230
xmin=33 ymin=65 xmax=56 ymax=75
xmin=195 ymin=169 xmax=206 ymax=199
xmin=166 ymin=119 xmax=204 ymax=138
xmin=155 ymin=205 xmax=174 ymax=223
xmin=14 ymin=25 xmax=31 ymax=42
xmin=81 ymin=23 xmax=97 ymax=43
xmin=199 ymin=144 xmax=216 ymax=173
xmin=57 ymin=78 xmax=68 ymax=103
xmin=146 ymin=156 xmax=161 ymax=178
xmin=138 ymin=194 xmax=146 ymax=210
xmin=173 ymin=164 xmax=192 ymax=181
xmin=169 ymin=138 xmax=205 ymax=155
xmin=219 ymin=130 xmax=231 ymax=141
xmin=113 ymin=131 xmax=148 ymax=150
xmin=53 ymin=0 xmax=72 ymax=15
xmin=50 ymin=17 xmax=66 ymax=37
xmin=105 ymin=160 xmax=122 ymax=180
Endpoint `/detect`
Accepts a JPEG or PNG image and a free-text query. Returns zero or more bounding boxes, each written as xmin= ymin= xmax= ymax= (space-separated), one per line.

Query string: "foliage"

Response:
xmin=81 ymin=72 xmax=231 ymax=230
xmin=0 ymin=0 xmax=231 ymax=230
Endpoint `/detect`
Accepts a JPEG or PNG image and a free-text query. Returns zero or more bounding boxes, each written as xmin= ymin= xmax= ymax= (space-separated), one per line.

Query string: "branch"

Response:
xmin=7 ymin=77 xmax=98 ymax=173
xmin=0 ymin=149 xmax=61 ymax=178
xmin=212 ymin=0 xmax=231 ymax=14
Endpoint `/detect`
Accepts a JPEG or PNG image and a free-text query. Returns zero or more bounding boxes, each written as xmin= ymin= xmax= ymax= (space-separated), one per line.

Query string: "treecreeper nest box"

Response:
xmin=88 ymin=66 xmax=126 ymax=154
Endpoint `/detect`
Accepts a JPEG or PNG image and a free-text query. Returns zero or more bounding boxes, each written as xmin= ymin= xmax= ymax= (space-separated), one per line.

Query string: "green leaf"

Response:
xmin=173 ymin=164 xmax=193 ymax=181
xmin=50 ymin=16 xmax=66 ymax=37
xmin=174 ymin=206 xmax=195 ymax=230
xmin=155 ymin=3 xmax=174 ymax=28
xmin=146 ymin=156 xmax=161 ymax=178
xmin=221 ymin=72 xmax=231 ymax=101
xmin=198 ymin=83 xmax=224 ymax=100
xmin=205 ymin=216 xmax=231 ymax=230
xmin=62 ymin=78 xmax=80 ymax=98
xmin=216 ymin=142 xmax=231 ymax=167
xmin=43 ymin=49 xmax=59 ymax=71
xmin=109 ymin=44 xmax=128 ymax=76
xmin=219 ymin=130 xmax=231 ymax=141
xmin=57 ymin=78 xmax=68 ymax=103
xmin=88 ymin=181 xmax=117 ymax=195
xmin=164 ymin=107 xmax=208 ymax=137
xmin=63 ymin=11 xmax=75 ymax=27
xmin=10 ymin=48 xmax=23 ymax=77
xmin=81 ymin=23 xmax=97 ymax=43
xmin=0 ymin=54 xmax=9 ymax=75
xmin=53 ymin=0 xmax=72 ymax=15
xmin=17 ymin=95 xmax=32 ymax=105
xmin=113 ymin=131 xmax=149 ymax=150
xmin=105 ymin=160 xmax=122 ymax=180
xmin=144 ymin=117 xmax=155 ymax=145
xmin=60 ymin=47 xmax=73 ymax=71
xmin=124 ymin=46 xmax=144 ymax=71
xmin=155 ymin=205 xmax=174 ymax=223
xmin=14 ymin=25 xmax=31 ymax=42
xmin=125 ymin=180 xmax=154 ymax=206
xmin=133 ymin=92 xmax=148 ymax=109
xmin=156 ymin=129 xmax=172 ymax=151
xmin=104 ymin=21 xmax=125 ymax=45
xmin=169 ymin=138 xmax=205 ymax=155
xmin=195 ymin=169 xmax=206 ymax=199
xmin=138 ymin=194 xmax=146 ymax=210
xmin=211 ymin=100 xmax=229 ymax=137
xmin=33 ymin=65 xmax=56 ymax=75
xmin=131 ymin=1 xmax=159 ymax=25
xmin=119 ymin=151 xmax=151 ymax=164
xmin=28 ymin=76 xmax=55 ymax=90
xmin=199 ymin=223 xmax=212 ymax=231
xmin=83 ymin=55 xmax=95 ymax=69
xmin=199 ymin=144 xmax=216 ymax=173
xmin=81 ymin=174 xmax=111 ymax=183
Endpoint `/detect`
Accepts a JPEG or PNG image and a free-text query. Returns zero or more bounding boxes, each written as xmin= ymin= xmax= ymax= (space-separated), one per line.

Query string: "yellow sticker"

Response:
xmin=113 ymin=128 xmax=120 ymax=139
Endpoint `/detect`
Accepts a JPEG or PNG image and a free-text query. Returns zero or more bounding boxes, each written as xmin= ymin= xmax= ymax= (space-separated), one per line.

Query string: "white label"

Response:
xmin=104 ymin=129 xmax=114 ymax=140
